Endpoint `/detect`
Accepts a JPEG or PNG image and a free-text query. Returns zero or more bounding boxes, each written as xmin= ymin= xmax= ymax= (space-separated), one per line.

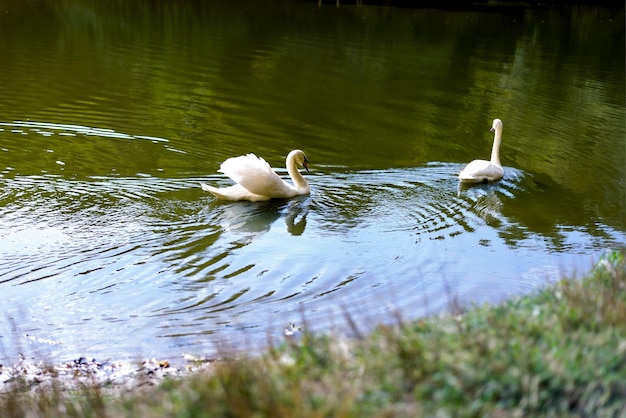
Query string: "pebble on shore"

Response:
xmin=0 ymin=354 xmax=214 ymax=395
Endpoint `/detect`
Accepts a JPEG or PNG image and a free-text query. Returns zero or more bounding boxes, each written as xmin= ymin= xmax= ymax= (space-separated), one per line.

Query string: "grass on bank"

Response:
xmin=2 ymin=250 xmax=625 ymax=417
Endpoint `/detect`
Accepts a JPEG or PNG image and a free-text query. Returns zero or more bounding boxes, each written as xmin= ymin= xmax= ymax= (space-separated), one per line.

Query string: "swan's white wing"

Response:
xmin=459 ymin=160 xmax=504 ymax=183
xmin=219 ymin=154 xmax=295 ymax=198
xmin=200 ymin=182 xmax=270 ymax=202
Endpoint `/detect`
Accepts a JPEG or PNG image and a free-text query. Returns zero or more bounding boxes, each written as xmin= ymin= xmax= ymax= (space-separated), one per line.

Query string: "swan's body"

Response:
xmin=459 ymin=119 xmax=504 ymax=183
xmin=200 ymin=150 xmax=310 ymax=202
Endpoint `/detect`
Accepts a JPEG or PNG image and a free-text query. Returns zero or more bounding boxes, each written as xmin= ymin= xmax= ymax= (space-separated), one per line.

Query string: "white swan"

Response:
xmin=200 ymin=149 xmax=310 ymax=202
xmin=459 ymin=118 xmax=504 ymax=183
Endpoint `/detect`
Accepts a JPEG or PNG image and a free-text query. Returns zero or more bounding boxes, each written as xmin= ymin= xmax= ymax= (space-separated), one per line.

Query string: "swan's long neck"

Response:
xmin=286 ymin=152 xmax=309 ymax=191
xmin=490 ymin=126 xmax=503 ymax=167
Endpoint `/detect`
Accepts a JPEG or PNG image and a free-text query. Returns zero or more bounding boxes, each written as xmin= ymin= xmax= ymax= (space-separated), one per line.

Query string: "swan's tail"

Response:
xmin=200 ymin=182 xmax=225 ymax=198
xmin=199 ymin=182 xmax=269 ymax=201
xmin=200 ymin=182 xmax=215 ymax=193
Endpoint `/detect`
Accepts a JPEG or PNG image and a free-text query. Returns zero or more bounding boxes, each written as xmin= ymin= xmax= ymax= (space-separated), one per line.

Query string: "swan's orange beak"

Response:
xmin=302 ymin=159 xmax=309 ymax=173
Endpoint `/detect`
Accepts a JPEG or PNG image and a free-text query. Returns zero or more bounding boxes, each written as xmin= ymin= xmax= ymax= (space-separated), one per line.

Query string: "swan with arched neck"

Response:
xmin=201 ymin=149 xmax=310 ymax=201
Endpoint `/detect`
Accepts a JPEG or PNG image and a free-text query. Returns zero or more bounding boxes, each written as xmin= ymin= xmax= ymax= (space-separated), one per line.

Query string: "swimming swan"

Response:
xmin=200 ymin=149 xmax=310 ymax=201
xmin=459 ymin=119 xmax=504 ymax=183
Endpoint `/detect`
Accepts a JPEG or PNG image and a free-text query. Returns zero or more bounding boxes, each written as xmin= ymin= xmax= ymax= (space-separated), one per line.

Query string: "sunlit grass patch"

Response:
xmin=362 ymin=249 xmax=626 ymax=416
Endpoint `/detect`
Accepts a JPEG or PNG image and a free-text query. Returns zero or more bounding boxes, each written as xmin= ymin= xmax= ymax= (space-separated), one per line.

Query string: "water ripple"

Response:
xmin=1 ymin=160 xmax=610 ymax=362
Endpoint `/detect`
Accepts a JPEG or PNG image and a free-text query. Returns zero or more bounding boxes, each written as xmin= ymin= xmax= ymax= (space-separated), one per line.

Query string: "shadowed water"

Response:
xmin=0 ymin=1 xmax=624 ymax=362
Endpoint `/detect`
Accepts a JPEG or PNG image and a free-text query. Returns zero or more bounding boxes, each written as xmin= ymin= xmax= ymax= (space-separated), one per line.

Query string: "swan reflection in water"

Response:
xmin=210 ymin=196 xmax=309 ymax=237
xmin=284 ymin=197 xmax=308 ymax=236
xmin=457 ymin=178 xmax=511 ymax=226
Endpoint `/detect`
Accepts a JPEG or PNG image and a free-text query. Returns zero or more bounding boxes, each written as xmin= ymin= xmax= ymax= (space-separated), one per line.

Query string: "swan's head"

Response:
xmin=290 ymin=149 xmax=309 ymax=173
xmin=490 ymin=119 xmax=503 ymax=132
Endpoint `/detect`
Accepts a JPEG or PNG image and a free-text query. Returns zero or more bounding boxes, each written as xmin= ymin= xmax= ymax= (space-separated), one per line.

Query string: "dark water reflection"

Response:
xmin=0 ymin=1 xmax=624 ymax=362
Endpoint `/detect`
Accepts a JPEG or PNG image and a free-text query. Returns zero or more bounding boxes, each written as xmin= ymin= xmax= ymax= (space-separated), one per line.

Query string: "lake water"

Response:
xmin=0 ymin=0 xmax=624 ymax=363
